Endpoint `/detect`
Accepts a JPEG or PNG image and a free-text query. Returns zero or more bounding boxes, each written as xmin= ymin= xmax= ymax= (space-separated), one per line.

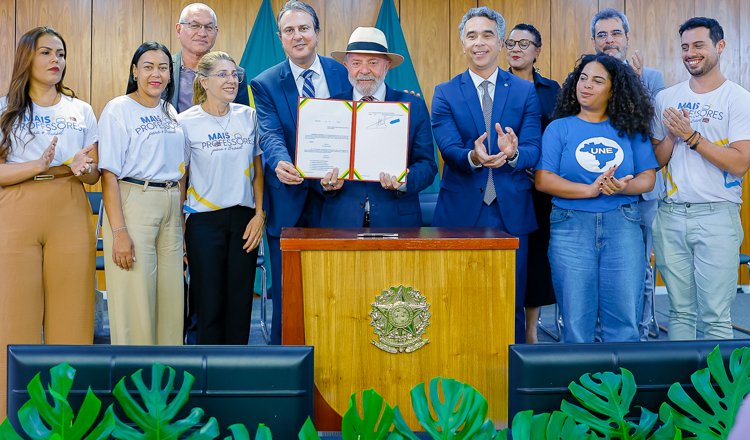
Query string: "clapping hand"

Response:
xmin=70 ymin=144 xmax=95 ymax=176
xmin=496 ymin=123 xmax=518 ymax=159
xmin=630 ymin=50 xmax=644 ymax=78
xmin=662 ymin=107 xmax=692 ymax=141
xmin=37 ymin=136 xmax=57 ymax=173
xmin=596 ymin=165 xmax=633 ymax=196
xmin=471 ymin=133 xmax=507 ymax=168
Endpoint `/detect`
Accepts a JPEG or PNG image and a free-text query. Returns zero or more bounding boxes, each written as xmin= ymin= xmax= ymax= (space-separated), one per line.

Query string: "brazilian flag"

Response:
xmin=239 ymin=0 xmax=286 ymax=108
xmin=375 ymin=0 xmax=440 ymax=193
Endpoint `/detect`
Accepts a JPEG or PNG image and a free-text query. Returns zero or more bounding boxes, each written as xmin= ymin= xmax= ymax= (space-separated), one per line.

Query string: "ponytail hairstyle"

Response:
xmin=192 ymin=51 xmax=236 ymax=105
xmin=0 ymin=26 xmax=75 ymax=159
xmin=126 ymin=41 xmax=176 ymax=121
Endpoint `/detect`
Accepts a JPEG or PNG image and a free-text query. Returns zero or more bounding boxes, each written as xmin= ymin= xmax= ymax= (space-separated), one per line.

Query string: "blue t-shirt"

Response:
xmin=539 ymin=116 xmax=659 ymax=212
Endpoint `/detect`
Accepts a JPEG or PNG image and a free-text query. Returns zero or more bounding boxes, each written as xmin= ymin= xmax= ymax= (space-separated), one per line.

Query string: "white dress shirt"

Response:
xmin=289 ymin=54 xmax=331 ymax=99
xmin=466 ymin=67 xmax=518 ymax=168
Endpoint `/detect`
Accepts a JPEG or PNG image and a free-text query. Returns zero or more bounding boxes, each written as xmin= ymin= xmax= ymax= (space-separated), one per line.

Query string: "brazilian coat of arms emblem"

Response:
xmin=369 ymin=285 xmax=431 ymax=353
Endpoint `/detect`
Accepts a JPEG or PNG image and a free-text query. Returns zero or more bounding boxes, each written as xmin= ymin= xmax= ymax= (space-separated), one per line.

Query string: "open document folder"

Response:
xmin=295 ymin=97 xmax=410 ymax=182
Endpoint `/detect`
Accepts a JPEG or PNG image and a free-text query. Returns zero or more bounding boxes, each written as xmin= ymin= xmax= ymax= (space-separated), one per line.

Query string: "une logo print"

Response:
xmin=574 ymin=136 xmax=624 ymax=173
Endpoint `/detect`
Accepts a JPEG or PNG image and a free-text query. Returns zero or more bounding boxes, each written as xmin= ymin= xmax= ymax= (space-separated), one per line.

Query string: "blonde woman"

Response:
xmin=178 ymin=51 xmax=264 ymax=345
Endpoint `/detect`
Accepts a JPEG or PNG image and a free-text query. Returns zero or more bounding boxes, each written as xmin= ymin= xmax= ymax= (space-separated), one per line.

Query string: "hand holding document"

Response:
xmin=295 ymin=97 xmax=410 ymax=182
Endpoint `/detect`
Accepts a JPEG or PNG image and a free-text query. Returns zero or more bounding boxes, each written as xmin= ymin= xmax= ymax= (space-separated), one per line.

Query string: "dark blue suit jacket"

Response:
xmin=431 ymin=68 xmax=541 ymax=235
xmin=250 ymin=56 xmax=350 ymax=237
xmin=171 ymin=51 xmax=249 ymax=110
xmin=317 ymin=86 xmax=437 ymax=228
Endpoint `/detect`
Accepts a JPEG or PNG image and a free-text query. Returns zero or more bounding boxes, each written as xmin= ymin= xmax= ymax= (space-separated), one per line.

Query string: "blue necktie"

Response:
xmin=302 ymin=69 xmax=315 ymax=98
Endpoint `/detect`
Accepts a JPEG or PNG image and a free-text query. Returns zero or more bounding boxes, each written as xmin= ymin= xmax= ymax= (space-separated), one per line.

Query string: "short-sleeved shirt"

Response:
xmin=651 ymin=79 xmax=750 ymax=204
xmin=178 ymin=103 xmax=262 ymax=214
xmin=1 ymin=95 xmax=98 ymax=166
xmin=98 ymin=96 xmax=186 ymax=182
xmin=539 ymin=116 xmax=659 ymax=212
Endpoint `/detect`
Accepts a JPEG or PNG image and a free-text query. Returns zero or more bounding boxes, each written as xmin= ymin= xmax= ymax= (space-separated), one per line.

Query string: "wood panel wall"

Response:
xmin=3 ymin=0 xmax=750 ymax=280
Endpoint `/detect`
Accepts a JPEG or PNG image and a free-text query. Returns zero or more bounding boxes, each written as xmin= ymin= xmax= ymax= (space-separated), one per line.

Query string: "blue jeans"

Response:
xmin=549 ymin=205 xmax=644 ymax=343
xmin=653 ymin=201 xmax=742 ymax=340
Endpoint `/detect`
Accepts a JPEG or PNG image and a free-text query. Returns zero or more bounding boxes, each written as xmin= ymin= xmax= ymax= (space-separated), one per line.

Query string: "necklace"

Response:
xmin=134 ymin=90 xmax=157 ymax=108
xmin=205 ymin=102 xmax=231 ymax=133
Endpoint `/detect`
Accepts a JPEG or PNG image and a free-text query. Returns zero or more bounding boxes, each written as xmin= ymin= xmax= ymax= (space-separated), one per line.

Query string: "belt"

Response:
xmin=122 ymin=177 xmax=178 ymax=189
xmin=25 ymin=171 xmax=74 ymax=183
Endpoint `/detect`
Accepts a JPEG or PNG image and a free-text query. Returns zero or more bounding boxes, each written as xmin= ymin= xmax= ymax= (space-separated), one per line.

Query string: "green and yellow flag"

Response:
xmin=375 ymin=0 xmax=440 ymax=193
xmin=239 ymin=0 xmax=286 ymax=108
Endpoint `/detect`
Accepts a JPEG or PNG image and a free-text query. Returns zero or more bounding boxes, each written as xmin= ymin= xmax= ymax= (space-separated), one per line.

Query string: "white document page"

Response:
xmin=295 ymin=98 xmax=353 ymax=179
xmin=352 ymin=101 xmax=410 ymax=182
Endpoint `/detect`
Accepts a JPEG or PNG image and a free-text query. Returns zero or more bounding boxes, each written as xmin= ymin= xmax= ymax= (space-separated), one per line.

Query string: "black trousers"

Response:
xmin=185 ymin=206 xmax=258 ymax=345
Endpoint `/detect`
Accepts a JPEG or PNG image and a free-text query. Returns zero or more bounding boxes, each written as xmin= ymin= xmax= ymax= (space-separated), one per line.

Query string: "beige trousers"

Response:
xmin=0 ymin=174 xmax=95 ymax=419
xmin=102 ymin=181 xmax=183 ymax=345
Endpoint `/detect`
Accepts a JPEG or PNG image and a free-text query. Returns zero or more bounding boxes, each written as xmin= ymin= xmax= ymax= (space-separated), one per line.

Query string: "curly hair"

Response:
xmin=553 ymin=53 xmax=653 ymax=139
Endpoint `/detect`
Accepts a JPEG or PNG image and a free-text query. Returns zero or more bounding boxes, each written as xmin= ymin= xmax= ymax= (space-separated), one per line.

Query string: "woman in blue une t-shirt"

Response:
xmin=536 ymin=53 xmax=659 ymax=343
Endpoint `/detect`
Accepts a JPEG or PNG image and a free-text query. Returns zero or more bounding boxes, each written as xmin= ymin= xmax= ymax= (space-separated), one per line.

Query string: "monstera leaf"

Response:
xmin=0 ymin=418 xmax=24 ymax=440
xmin=390 ymin=377 xmax=488 ymax=440
xmin=13 ymin=362 xmax=115 ymax=440
xmin=111 ymin=363 xmax=219 ymax=440
xmin=251 ymin=424 xmax=271 ymax=440
xmin=341 ymin=388 xmax=393 ymax=440
xmin=659 ymin=346 xmax=750 ymax=439
xmin=491 ymin=411 xmax=595 ymax=440
xmin=297 ymin=417 xmax=321 ymax=440
xmin=561 ymin=368 xmax=680 ymax=440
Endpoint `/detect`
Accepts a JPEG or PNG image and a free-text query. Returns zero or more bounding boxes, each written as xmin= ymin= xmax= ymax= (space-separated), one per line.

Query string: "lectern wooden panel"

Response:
xmin=281 ymin=228 xmax=517 ymax=431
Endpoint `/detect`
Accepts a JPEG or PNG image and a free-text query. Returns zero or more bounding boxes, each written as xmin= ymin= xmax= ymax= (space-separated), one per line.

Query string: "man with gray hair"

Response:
xmin=171 ymin=2 xmax=249 ymax=113
xmin=591 ymin=7 xmax=666 ymax=341
xmin=250 ymin=1 xmax=350 ymax=345
xmin=431 ymin=6 xmax=542 ymax=343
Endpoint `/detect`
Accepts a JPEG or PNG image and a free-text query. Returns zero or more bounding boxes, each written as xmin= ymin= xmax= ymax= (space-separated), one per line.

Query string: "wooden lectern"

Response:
xmin=281 ymin=227 xmax=517 ymax=431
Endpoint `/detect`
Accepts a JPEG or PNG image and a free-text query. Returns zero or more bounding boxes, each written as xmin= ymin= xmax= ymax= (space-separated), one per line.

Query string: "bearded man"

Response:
xmin=316 ymin=27 xmax=437 ymax=227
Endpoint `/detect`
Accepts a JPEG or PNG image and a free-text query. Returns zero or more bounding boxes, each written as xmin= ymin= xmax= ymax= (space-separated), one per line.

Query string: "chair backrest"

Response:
xmin=418 ymin=192 xmax=438 ymax=227
xmin=87 ymin=191 xmax=103 ymax=216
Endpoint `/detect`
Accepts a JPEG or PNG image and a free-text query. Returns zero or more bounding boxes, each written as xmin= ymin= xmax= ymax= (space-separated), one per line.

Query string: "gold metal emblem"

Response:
xmin=369 ymin=285 xmax=431 ymax=353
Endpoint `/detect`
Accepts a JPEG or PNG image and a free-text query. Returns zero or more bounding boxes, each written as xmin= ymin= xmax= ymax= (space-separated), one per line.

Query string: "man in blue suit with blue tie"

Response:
xmin=317 ymin=27 xmax=437 ymax=227
xmin=431 ymin=6 xmax=542 ymax=343
xmin=250 ymin=0 xmax=350 ymax=345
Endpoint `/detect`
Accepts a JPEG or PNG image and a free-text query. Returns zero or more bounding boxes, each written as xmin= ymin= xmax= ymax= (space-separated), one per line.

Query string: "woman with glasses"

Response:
xmin=536 ymin=53 xmax=658 ymax=343
xmin=178 ymin=52 xmax=264 ymax=345
xmin=0 ymin=26 xmax=99 ymax=417
xmin=505 ymin=23 xmax=560 ymax=343
xmin=98 ymin=41 xmax=187 ymax=345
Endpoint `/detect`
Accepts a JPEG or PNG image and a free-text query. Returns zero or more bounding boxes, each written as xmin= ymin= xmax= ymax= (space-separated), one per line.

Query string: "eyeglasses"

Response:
xmin=179 ymin=21 xmax=217 ymax=33
xmin=505 ymin=39 xmax=537 ymax=50
xmin=595 ymin=30 xmax=624 ymax=40
xmin=208 ymin=71 xmax=244 ymax=82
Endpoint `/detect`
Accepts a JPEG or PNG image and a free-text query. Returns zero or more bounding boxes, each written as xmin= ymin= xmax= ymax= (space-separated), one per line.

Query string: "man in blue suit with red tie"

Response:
xmin=317 ymin=27 xmax=437 ymax=227
xmin=250 ymin=0 xmax=350 ymax=345
xmin=431 ymin=6 xmax=542 ymax=343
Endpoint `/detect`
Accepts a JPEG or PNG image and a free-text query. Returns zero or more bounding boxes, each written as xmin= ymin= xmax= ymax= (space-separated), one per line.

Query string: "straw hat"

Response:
xmin=331 ymin=27 xmax=404 ymax=68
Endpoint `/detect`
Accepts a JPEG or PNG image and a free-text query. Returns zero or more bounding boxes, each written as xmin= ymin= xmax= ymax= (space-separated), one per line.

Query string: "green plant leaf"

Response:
xmin=660 ymin=346 xmax=750 ymax=439
xmin=472 ymin=419 xmax=497 ymax=440
xmin=561 ymin=368 xmax=658 ymax=440
xmin=223 ymin=424 xmax=250 ymax=440
xmin=406 ymin=377 xmax=488 ymax=439
xmin=84 ymin=405 xmax=116 ymax=440
xmin=390 ymin=407 xmax=420 ymax=440
xmin=15 ymin=362 xmax=114 ymax=440
xmin=0 ymin=417 xmax=24 ymax=440
xmin=341 ymin=388 xmax=393 ymax=440
xmin=111 ymin=362 xmax=217 ymax=440
xmin=648 ymin=413 xmax=681 ymax=440
xmin=250 ymin=424 xmax=270 ymax=440
xmin=297 ymin=417 xmax=321 ymax=440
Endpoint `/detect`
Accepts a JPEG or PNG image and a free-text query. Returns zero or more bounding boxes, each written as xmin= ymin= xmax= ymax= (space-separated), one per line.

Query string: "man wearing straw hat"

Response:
xmin=317 ymin=27 xmax=437 ymax=227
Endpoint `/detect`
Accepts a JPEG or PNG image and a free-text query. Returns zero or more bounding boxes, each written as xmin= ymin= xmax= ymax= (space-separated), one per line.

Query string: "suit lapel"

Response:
xmin=460 ymin=70 xmax=487 ymax=149
xmin=323 ymin=57 xmax=345 ymax=96
xmin=280 ymin=60 xmax=300 ymax=126
xmin=490 ymin=69 xmax=510 ymax=155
